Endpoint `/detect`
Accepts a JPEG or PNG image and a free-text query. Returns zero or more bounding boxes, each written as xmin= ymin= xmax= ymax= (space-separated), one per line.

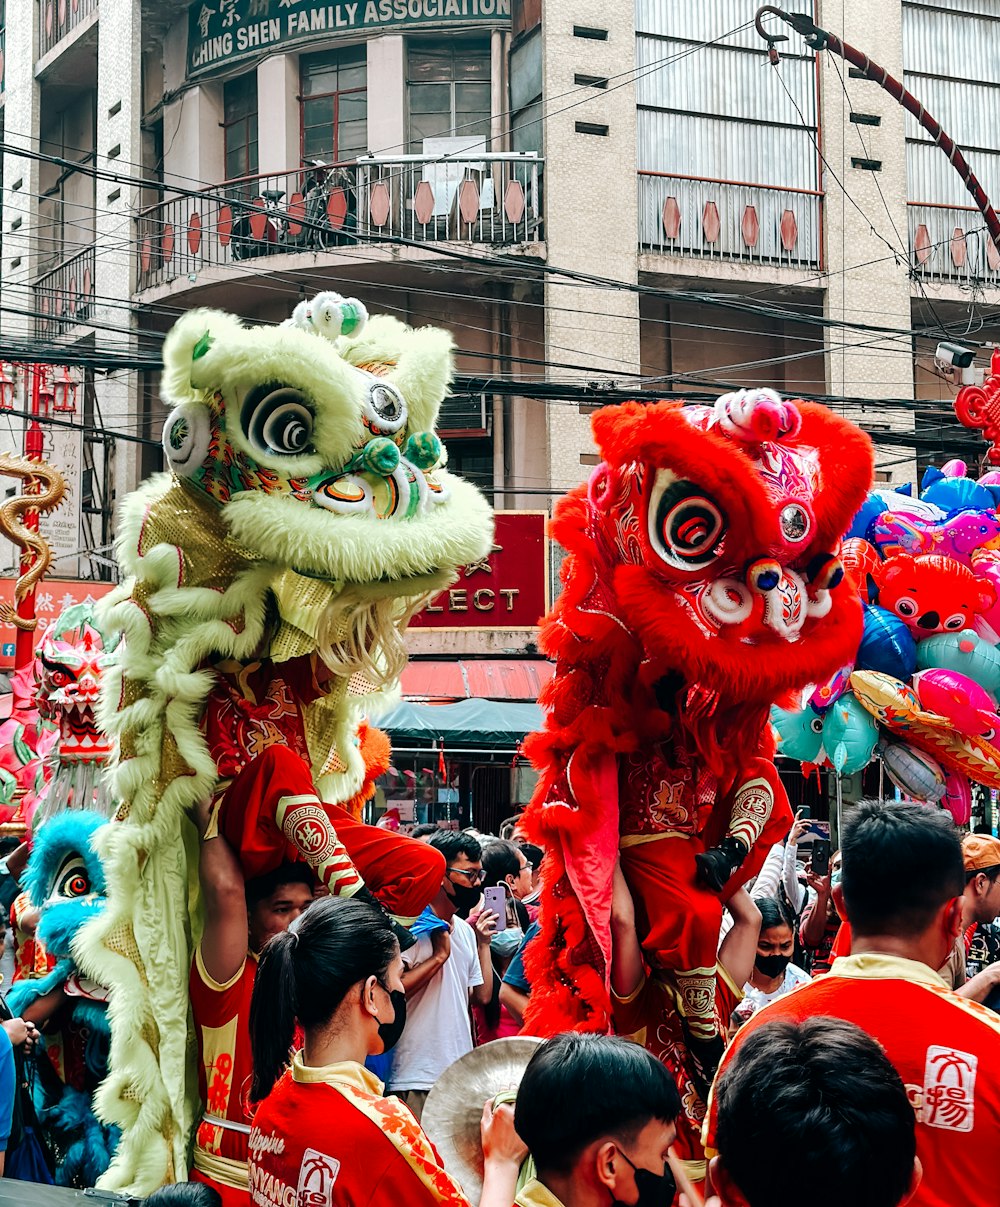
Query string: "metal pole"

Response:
xmin=754 ymin=6 xmax=1000 ymax=253
xmin=13 ymin=365 xmax=44 ymax=674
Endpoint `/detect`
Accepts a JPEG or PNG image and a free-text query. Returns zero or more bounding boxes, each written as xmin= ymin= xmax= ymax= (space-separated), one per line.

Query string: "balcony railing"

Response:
xmin=909 ymin=202 xmax=1000 ymax=287
xmin=33 ymin=247 xmax=96 ymax=337
xmin=39 ymin=0 xmax=97 ymax=59
xmin=639 ymin=172 xmax=822 ymax=270
xmin=135 ymin=154 xmax=543 ymax=293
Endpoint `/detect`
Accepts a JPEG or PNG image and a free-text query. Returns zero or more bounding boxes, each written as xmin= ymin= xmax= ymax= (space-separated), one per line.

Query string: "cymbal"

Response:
xmin=421 ymin=1036 xmax=542 ymax=1201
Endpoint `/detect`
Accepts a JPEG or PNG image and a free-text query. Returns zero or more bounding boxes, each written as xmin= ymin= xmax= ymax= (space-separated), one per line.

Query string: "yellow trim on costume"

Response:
xmin=829 ymin=953 xmax=948 ymax=988
xmin=515 ymin=1178 xmax=567 ymax=1207
xmin=194 ymin=943 xmax=249 ymax=995
xmin=677 ymin=1156 xmax=707 ymax=1184
xmin=192 ymin=1148 xmax=250 ymax=1190
xmin=291 ymin=1053 xmax=384 ymax=1095
xmin=619 ymin=830 xmax=689 ymax=848
xmin=276 ymin=793 xmax=324 ymax=808
xmin=611 ymin=974 xmax=646 ymax=1007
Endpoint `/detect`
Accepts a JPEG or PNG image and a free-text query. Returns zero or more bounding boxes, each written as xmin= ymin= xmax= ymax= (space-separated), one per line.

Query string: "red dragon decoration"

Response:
xmin=521 ymin=389 xmax=873 ymax=1092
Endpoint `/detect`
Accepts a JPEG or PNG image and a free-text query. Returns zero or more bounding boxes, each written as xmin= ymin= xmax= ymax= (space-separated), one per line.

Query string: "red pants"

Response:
xmin=218 ymin=744 xmax=445 ymax=921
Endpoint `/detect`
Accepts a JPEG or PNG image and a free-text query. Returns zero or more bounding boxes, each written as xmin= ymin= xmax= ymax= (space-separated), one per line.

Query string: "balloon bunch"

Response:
xmin=772 ymin=460 xmax=1000 ymax=825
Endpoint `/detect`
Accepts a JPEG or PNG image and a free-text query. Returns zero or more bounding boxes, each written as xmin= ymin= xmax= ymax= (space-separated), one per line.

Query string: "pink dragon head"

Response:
xmin=35 ymin=603 xmax=118 ymax=764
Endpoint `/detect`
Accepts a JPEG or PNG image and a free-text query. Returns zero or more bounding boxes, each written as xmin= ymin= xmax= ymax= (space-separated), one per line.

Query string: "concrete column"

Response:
xmin=257 ymin=54 xmax=300 ymax=173
xmin=95 ymin=0 xmax=144 ymax=511
xmin=366 ymin=36 xmax=405 ymax=156
xmin=818 ymin=0 xmax=916 ymax=486
xmin=1 ymin=0 xmax=43 ymax=327
xmin=540 ymin=0 xmax=641 ymax=496
xmin=162 ymin=85 xmax=226 ymax=192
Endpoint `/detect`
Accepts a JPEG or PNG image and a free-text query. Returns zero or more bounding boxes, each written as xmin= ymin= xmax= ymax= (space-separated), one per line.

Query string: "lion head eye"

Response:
xmin=648 ymin=472 xmax=726 ymax=571
xmin=362 ymin=381 xmax=408 ymax=434
xmin=53 ymin=854 xmax=92 ymax=899
xmin=241 ymin=385 xmax=315 ymax=458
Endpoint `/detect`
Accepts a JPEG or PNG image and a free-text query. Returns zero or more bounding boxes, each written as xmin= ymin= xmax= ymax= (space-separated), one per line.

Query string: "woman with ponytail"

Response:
xmin=247 ymin=895 xmax=525 ymax=1207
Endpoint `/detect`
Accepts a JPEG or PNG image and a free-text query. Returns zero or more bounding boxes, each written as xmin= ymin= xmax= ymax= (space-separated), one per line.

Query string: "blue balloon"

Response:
xmin=920 ymin=467 xmax=995 ymax=514
xmin=856 ymin=604 xmax=917 ymax=680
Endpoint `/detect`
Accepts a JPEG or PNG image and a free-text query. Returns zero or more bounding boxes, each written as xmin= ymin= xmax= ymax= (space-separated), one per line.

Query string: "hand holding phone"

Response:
xmin=812 ymin=838 xmax=831 ymax=878
xmin=482 ymin=885 xmax=508 ymax=931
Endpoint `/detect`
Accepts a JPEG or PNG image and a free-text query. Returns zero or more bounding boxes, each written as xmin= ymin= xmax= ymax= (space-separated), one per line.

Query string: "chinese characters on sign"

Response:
xmin=0 ymin=579 xmax=115 ymax=668
xmin=409 ymin=511 xmax=549 ymax=631
xmin=187 ymin=0 xmax=512 ymax=77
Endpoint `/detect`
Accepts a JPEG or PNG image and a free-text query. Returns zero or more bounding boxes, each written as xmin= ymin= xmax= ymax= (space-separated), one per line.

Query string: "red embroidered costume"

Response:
xmin=521 ymin=390 xmax=873 ymax=1093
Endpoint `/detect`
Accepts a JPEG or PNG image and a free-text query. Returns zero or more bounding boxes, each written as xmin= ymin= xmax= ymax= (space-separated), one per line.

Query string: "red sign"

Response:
xmin=0 ymin=578 xmax=116 ymax=669
xmin=410 ymin=511 xmax=549 ymax=631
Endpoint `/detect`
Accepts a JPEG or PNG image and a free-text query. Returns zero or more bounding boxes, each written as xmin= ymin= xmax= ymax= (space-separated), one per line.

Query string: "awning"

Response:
xmin=399 ymin=659 xmax=554 ymax=703
xmin=379 ymin=697 xmax=543 ymax=749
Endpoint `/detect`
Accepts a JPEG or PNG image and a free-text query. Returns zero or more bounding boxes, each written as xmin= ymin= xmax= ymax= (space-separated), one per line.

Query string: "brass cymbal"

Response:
xmin=420 ymin=1036 xmax=542 ymax=1202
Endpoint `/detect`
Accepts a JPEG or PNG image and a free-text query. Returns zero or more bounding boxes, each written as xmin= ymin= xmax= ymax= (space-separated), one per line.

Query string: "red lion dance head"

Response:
xmin=522 ymin=390 xmax=873 ymax=1034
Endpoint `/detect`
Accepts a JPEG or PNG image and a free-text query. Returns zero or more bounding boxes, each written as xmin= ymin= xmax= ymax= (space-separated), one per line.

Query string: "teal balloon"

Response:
xmin=916 ymin=629 xmax=1000 ymax=701
xmin=822 ymin=693 xmax=879 ymax=774
xmin=771 ymin=704 xmax=825 ymax=763
xmin=856 ymin=605 xmax=917 ymax=680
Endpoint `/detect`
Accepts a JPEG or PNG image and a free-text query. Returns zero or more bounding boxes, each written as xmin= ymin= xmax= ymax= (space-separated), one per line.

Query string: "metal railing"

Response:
xmin=1 ymin=25 xmax=6 ymax=97
xmin=135 ymin=154 xmax=543 ymax=292
xmin=33 ymin=247 xmax=95 ymax=337
xmin=908 ymin=202 xmax=1000 ymax=287
xmin=38 ymin=0 xmax=97 ymax=59
xmin=638 ymin=171 xmax=822 ymax=270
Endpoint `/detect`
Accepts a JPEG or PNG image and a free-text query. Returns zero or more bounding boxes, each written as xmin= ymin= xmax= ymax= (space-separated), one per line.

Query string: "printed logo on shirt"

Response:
xmin=297 ymin=1147 xmax=341 ymax=1207
xmin=922 ymin=1045 xmax=978 ymax=1132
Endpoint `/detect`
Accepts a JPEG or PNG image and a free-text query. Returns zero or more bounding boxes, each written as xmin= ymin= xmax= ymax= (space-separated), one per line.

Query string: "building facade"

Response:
xmin=1 ymin=0 xmax=999 ymax=818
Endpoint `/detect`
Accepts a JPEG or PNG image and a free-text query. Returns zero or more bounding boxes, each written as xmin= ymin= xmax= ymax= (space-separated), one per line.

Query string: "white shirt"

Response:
xmin=387 ymin=916 xmax=484 ymax=1092
xmin=741 ymin=963 xmax=811 ymax=1012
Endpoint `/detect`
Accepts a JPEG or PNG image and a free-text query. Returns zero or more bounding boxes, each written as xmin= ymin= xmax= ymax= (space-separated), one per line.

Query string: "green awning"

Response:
xmin=379 ymin=697 xmax=543 ymax=749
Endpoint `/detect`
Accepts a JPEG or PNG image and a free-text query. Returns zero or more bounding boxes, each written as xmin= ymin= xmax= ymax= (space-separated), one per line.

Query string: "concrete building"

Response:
xmin=1 ymin=0 xmax=998 ymax=821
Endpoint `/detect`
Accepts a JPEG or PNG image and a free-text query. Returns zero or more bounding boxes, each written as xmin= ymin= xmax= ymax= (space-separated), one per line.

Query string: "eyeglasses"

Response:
xmin=447 ymin=866 xmax=486 ymax=885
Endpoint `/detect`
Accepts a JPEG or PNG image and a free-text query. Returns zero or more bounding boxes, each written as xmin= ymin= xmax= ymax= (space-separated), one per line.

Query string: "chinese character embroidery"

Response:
xmin=923 ymin=1045 xmax=977 ymax=1132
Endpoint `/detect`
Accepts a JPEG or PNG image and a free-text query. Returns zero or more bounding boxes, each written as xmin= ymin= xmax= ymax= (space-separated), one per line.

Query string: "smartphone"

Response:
xmin=797 ymin=806 xmax=811 ymax=820
xmin=482 ymin=885 xmax=508 ymax=931
xmin=812 ymin=838 xmax=831 ymax=878
xmin=798 ymin=819 xmax=830 ymax=845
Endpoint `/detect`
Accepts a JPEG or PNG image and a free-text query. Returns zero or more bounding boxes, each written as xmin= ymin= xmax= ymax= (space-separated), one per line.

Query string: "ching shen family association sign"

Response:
xmin=188 ymin=0 xmax=512 ymax=76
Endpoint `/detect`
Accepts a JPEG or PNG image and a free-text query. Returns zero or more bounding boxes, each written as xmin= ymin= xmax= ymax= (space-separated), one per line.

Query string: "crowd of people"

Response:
xmin=0 ymin=796 xmax=999 ymax=1205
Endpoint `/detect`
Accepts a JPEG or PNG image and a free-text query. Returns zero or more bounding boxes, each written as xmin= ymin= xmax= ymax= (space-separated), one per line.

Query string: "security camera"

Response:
xmin=935 ymin=342 xmax=977 ymax=370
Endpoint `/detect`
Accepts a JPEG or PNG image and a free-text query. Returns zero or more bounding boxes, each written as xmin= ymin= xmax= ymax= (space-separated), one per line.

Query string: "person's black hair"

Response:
xmin=245 ymin=860 xmax=315 ymax=911
xmin=966 ymin=864 xmax=1000 ymax=885
xmin=410 ymin=823 xmax=439 ymax=839
xmin=753 ymin=896 xmax=793 ymax=934
xmin=515 ymin=1033 xmax=680 ymax=1176
xmin=0 ymin=838 xmax=21 ymax=857
xmin=840 ymin=799 xmax=964 ymax=937
xmin=481 ymin=838 xmax=522 ymax=887
xmin=517 ymin=840 xmax=543 ymax=871
xmin=715 ymin=1017 xmax=915 ymax=1207
xmin=428 ymin=829 xmax=482 ymax=864
xmin=144 ymin=1185 xmax=223 ymax=1206
xmin=249 ymin=896 xmax=397 ymax=1102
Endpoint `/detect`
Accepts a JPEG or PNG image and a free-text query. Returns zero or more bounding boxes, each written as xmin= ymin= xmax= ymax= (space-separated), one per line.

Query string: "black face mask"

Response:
xmin=447 ymin=880 xmax=482 ymax=919
xmin=610 ymin=1151 xmax=676 ymax=1207
xmin=755 ymin=952 xmax=792 ymax=979
xmin=376 ymin=988 xmax=407 ymax=1052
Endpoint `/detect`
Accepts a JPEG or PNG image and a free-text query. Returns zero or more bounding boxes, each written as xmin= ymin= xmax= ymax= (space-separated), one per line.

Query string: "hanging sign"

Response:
xmin=188 ymin=0 xmax=511 ymax=78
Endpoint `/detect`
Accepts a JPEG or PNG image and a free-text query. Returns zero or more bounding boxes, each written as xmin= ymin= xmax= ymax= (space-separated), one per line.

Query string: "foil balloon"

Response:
xmin=822 ymin=693 xmax=879 ymax=774
xmin=771 ymin=704 xmax=825 ymax=764
xmin=912 ymin=668 xmax=998 ymax=737
xmin=878 ymin=736 xmax=947 ymax=802
xmin=940 ymin=770 xmax=972 ymax=826
xmin=841 ymin=538 xmax=880 ymax=604
xmin=921 ymin=462 xmax=996 ymax=513
xmin=916 ymin=629 xmax=1000 ymax=701
xmin=874 ymin=554 xmax=996 ymax=637
xmin=808 ymin=665 xmax=853 ymax=713
xmin=847 ymin=487 xmax=943 ymax=541
xmin=856 ymin=604 xmax=917 ymax=680
xmin=871 ymin=509 xmax=1000 ymax=565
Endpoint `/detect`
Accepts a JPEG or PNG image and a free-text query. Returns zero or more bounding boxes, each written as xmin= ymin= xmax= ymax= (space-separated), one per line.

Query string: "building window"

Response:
xmin=223 ymin=74 xmax=258 ymax=183
xmin=408 ymin=40 xmax=491 ymax=151
xmin=301 ymin=46 xmax=368 ymax=164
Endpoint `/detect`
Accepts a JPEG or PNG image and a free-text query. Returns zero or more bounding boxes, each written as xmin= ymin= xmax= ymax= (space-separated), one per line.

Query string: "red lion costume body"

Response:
xmin=522 ymin=389 xmax=873 ymax=1084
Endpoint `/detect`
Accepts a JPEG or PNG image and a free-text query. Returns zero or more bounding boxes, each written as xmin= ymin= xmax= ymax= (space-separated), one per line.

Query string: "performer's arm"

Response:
xmin=195 ymin=798 xmax=249 ymax=986
xmin=718 ymin=888 xmax=762 ymax=990
xmin=610 ymin=860 xmax=644 ymax=999
xmin=401 ymin=928 xmax=450 ymax=997
xmin=479 ymin=1100 xmax=529 ymax=1207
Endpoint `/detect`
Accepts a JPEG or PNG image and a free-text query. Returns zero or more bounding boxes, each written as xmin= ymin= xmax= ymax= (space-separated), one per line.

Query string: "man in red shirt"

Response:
xmin=704 ymin=799 xmax=1000 ymax=1207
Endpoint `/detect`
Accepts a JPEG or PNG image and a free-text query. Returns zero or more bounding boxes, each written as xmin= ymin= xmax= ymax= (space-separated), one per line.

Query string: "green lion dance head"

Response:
xmin=80 ymin=295 xmax=494 ymax=1195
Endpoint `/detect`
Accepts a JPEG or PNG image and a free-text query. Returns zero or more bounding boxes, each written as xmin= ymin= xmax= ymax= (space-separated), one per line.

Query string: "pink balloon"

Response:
xmin=941 ymin=770 xmax=972 ymax=826
xmin=912 ymin=668 xmax=999 ymax=736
